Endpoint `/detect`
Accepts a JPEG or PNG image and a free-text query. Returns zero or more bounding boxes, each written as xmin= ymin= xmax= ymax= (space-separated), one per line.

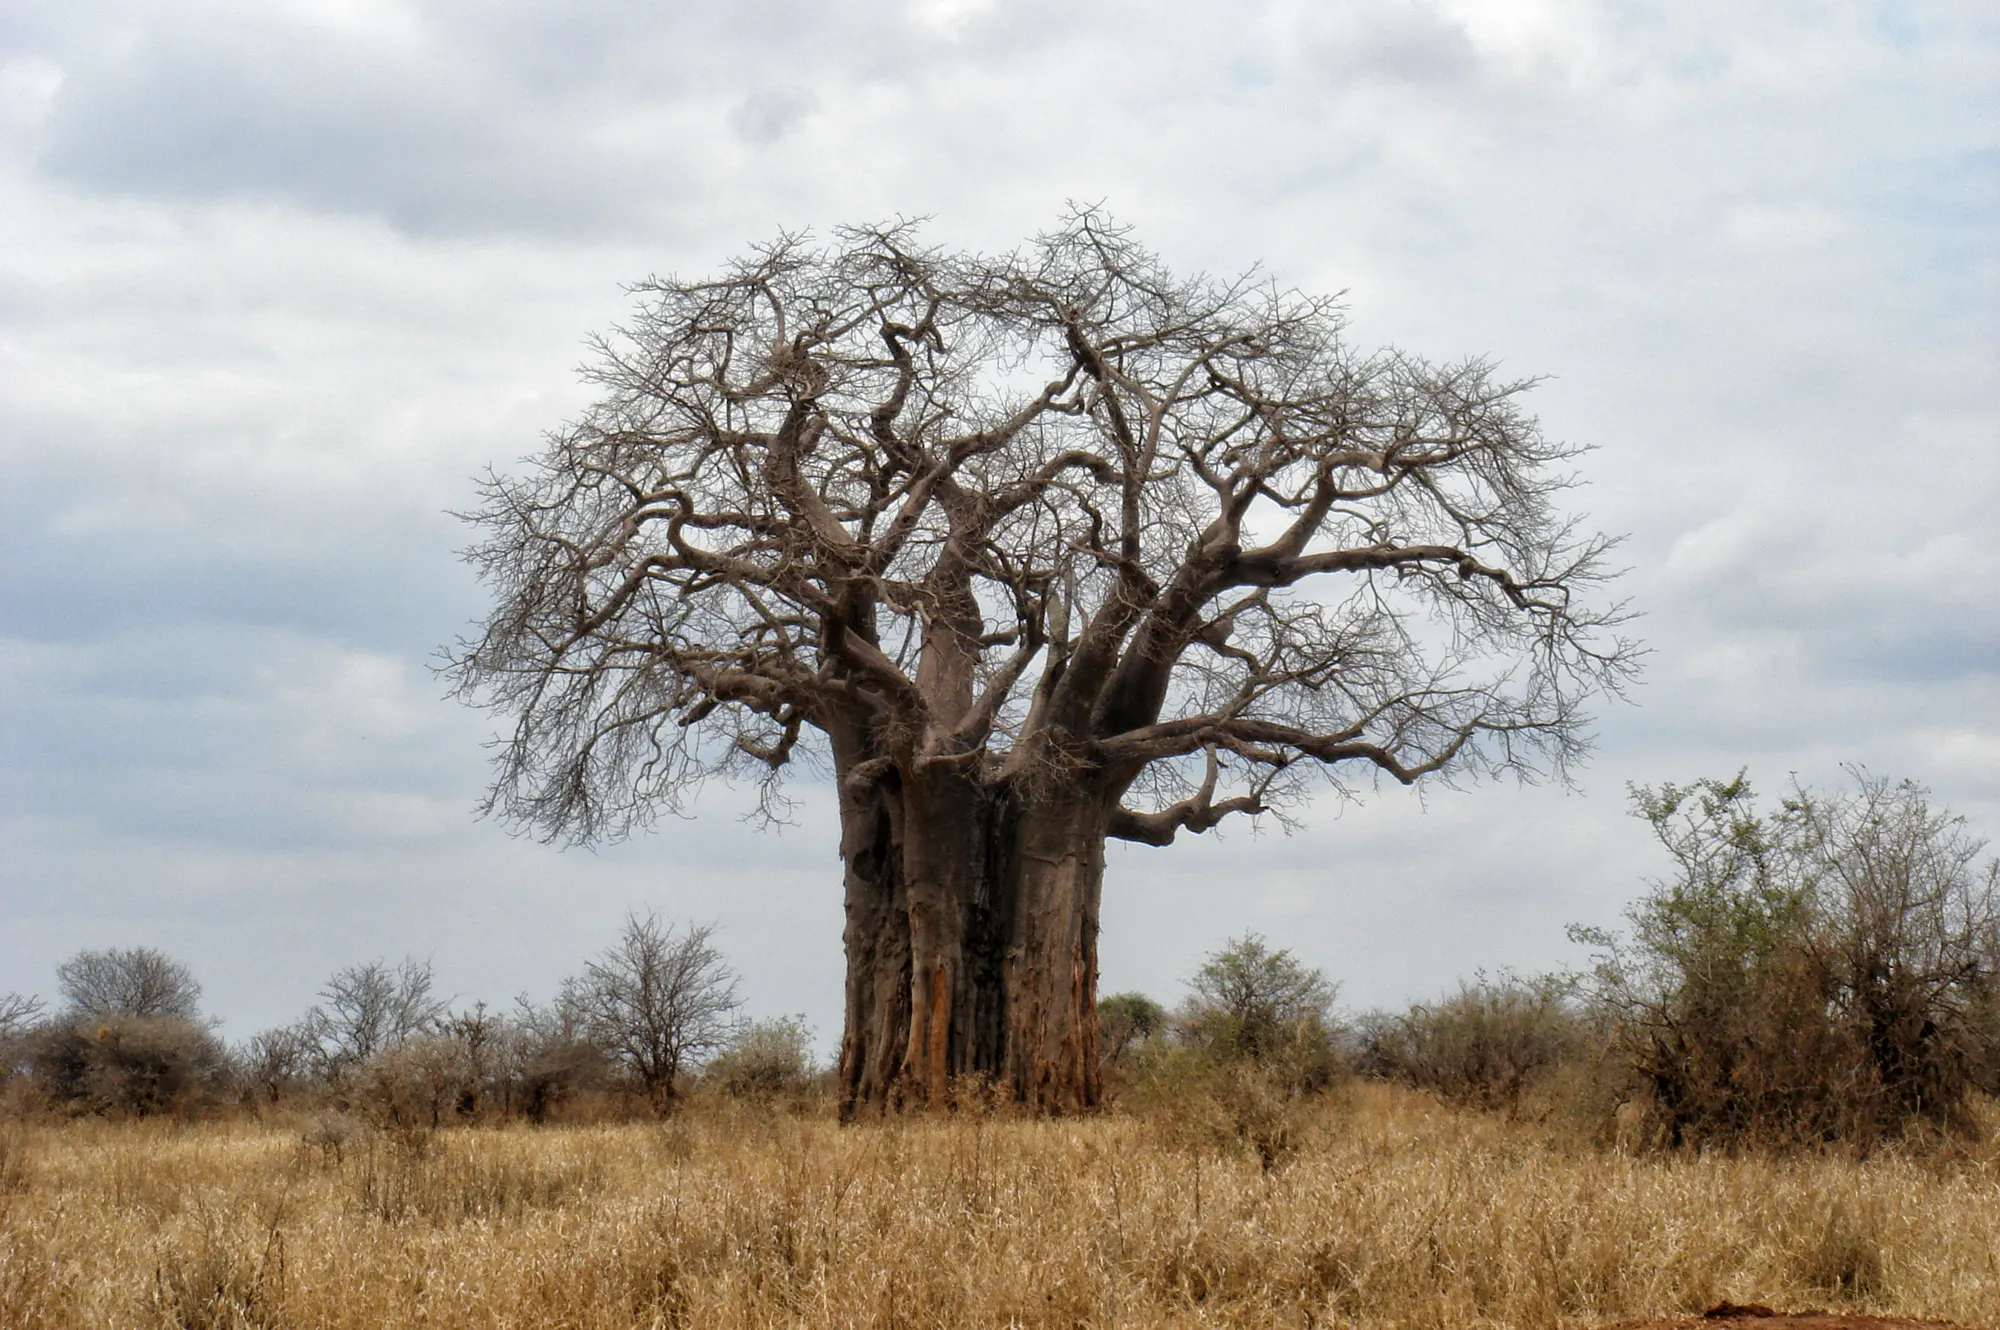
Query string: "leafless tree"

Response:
xmin=55 ymin=947 xmax=205 ymax=1022
xmin=451 ymin=211 xmax=1636 ymax=1114
xmin=237 ymin=1025 xmax=316 ymax=1104
xmin=305 ymin=958 xmax=448 ymax=1077
xmin=509 ymin=982 xmax=611 ymax=1120
xmin=0 ymin=993 xmax=44 ymax=1083
xmin=0 ymin=992 xmax=43 ymax=1037
xmin=576 ymin=913 xmax=739 ymax=1107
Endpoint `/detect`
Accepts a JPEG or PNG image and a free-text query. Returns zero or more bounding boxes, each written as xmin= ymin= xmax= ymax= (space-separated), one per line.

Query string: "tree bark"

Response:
xmin=837 ymin=766 xmax=1107 ymax=1117
xmin=835 ymin=764 xmax=911 ymax=1115
xmin=1003 ymin=795 xmax=1106 ymax=1112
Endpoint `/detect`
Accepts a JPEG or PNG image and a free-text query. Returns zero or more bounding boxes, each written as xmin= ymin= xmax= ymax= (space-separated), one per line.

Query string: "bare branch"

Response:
xmin=449 ymin=210 xmax=1636 ymax=843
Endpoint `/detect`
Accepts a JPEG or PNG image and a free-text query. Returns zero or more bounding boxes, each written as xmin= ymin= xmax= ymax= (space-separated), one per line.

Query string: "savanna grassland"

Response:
xmin=4 ymin=1084 xmax=1998 ymax=1330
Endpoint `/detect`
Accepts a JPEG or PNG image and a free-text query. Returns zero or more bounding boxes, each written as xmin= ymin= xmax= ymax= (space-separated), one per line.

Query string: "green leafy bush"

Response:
xmin=1174 ymin=934 xmax=1342 ymax=1094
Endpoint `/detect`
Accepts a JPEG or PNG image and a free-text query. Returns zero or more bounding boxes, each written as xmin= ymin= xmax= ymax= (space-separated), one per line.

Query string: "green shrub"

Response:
xmin=1174 ymin=935 xmax=1343 ymax=1095
xmin=1097 ymin=992 xmax=1167 ymax=1068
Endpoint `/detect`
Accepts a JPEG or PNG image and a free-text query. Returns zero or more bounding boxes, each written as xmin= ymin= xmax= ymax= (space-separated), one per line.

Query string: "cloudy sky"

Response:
xmin=3 ymin=0 xmax=1994 ymax=1047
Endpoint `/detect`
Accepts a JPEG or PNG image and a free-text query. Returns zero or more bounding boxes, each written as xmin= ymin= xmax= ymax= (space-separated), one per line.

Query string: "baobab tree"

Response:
xmin=451 ymin=211 xmax=1635 ymax=1116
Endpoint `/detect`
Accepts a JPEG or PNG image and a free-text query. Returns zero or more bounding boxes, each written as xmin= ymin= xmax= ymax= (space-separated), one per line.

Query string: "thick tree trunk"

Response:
xmin=836 ymin=765 xmax=1107 ymax=1117
xmin=1003 ymin=797 xmax=1106 ymax=1112
xmin=836 ymin=765 xmax=911 ymax=1113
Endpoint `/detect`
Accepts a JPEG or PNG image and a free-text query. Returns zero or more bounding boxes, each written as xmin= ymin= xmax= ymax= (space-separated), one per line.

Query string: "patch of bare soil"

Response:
xmin=1601 ymin=1302 xmax=1977 ymax=1329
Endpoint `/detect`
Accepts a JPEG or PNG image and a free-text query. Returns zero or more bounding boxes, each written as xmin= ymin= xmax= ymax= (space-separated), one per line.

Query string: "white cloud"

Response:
xmin=907 ymin=0 xmax=1000 ymax=40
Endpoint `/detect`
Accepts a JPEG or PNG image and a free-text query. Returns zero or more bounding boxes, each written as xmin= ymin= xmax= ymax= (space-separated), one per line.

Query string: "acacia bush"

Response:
xmin=1577 ymin=770 xmax=2000 ymax=1149
xmin=1096 ymin=992 xmax=1168 ymax=1093
xmin=1115 ymin=937 xmax=1348 ymax=1167
xmin=16 ymin=948 xmax=226 ymax=1117
xmin=1172 ymin=934 xmax=1343 ymax=1094
xmin=1802 ymin=775 xmax=2000 ymax=1118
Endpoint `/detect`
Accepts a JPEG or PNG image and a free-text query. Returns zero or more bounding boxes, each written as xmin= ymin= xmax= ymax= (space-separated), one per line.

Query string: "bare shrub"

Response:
xmin=299 ymin=1110 xmax=360 ymax=1167
xmin=235 ymin=1026 xmax=314 ymax=1107
xmin=31 ymin=1014 xmax=228 ymax=1117
xmin=17 ymin=948 xmax=223 ymax=1117
xmin=1356 ymin=972 xmax=1586 ymax=1113
xmin=0 ymin=993 xmax=43 ymax=1096
xmin=436 ymin=1003 xmax=510 ymax=1116
xmin=506 ymin=985 xmax=613 ymax=1122
xmin=351 ymin=1037 xmax=481 ymax=1130
xmin=1799 ymin=772 xmax=2000 ymax=1125
xmin=705 ymin=1016 xmax=816 ymax=1103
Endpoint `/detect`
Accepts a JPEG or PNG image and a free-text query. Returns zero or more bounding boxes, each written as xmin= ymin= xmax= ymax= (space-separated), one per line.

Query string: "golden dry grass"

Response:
xmin=2 ymin=1084 xmax=1997 ymax=1329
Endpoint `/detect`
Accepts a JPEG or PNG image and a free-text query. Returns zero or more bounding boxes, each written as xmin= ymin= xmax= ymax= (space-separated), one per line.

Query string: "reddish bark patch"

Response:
xmin=1599 ymin=1303 xmax=1971 ymax=1329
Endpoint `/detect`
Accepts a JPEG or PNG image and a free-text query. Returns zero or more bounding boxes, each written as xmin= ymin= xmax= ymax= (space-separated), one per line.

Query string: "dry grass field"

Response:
xmin=3 ymin=1083 xmax=1997 ymax=1329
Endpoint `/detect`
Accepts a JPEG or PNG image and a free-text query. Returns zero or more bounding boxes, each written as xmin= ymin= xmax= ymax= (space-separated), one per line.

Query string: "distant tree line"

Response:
xmin=0 ymin=912 xmax=814 ymax=1124
xmin=5 ymin=769 xmax=1996 ymax=1151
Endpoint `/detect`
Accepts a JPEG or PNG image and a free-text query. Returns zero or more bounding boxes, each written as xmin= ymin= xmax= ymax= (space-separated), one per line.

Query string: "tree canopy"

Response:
xmin=455 ymin=211 xmax=1632 ymax=842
